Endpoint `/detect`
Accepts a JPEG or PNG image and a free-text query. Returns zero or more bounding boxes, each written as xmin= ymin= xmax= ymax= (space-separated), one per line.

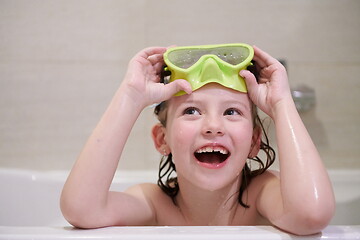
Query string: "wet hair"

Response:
xmin=155 ymin=63 xmax=276 ymax=208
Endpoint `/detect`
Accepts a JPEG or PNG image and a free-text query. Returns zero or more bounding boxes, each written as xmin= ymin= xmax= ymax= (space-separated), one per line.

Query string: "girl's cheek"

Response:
xmin=171 ymin=121 xmax=197 ymax=145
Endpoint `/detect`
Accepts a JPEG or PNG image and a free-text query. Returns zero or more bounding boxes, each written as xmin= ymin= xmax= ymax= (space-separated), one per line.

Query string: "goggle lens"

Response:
xmin=166 ymin=45 xmax=251 ymax=69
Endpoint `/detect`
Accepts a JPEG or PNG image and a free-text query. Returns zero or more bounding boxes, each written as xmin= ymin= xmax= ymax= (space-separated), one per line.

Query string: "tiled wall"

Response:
xmin=1 ymin=0 xmax=359 ymax=171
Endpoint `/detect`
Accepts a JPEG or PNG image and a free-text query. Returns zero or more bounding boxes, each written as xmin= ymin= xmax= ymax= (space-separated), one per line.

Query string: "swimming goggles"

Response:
xmin=163 ymin=43 xmax=254 ymax=96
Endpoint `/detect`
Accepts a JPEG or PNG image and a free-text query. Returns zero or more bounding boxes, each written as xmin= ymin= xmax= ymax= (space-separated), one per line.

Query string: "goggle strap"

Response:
xmin=161 ymin=65 xmax=171 ymax=84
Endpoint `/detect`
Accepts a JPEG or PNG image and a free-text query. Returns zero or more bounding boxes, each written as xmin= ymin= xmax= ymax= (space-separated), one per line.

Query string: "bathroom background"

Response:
xmin=0 ymin=0 xmax=359 ymax=171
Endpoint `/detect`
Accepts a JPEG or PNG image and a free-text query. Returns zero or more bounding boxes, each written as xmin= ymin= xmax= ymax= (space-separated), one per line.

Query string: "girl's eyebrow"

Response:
xmin=180 ymin=99 xmax=202 ymax=105
xmin=221 ymin=100 xmax=251 ymax=111
xmin=180 ymin=98 xmax=250 ymax=111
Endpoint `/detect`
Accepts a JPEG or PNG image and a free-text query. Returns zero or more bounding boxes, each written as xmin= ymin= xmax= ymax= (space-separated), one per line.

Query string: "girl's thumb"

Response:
xmin=163 ymin=79 xmax=192 ymax=99
xmin=240 ymin=70 xmax=258 ymax=93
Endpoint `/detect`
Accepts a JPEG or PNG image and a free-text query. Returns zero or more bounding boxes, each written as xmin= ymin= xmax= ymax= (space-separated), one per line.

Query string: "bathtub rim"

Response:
xmin=0 ymin=225 xmax=359 ymax=240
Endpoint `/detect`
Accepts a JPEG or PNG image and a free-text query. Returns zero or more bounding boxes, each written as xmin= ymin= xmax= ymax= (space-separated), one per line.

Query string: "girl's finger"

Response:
xmin=137 ymin=47 xmax=167 ymax=59
xmin=252 ymin=45 xmax=279 ymax=69
xmin=153 ymin=61 xmax=165 ymax=75
xmin=162 ymin=79 xmax=192 ymax=99
xmin=147 ymin=53 xmax=164 ymax=66
xmin=240 ymin=70 xmax=258 ymax=93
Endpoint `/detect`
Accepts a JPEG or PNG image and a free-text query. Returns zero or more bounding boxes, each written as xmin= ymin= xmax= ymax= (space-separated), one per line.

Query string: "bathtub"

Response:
xmin=0 ymin=168 xmax=359 ymax=239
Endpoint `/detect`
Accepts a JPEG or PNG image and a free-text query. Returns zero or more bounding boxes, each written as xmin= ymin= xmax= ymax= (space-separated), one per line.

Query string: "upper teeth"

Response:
xmin=196 ymin=146 xmax=228 ymax=155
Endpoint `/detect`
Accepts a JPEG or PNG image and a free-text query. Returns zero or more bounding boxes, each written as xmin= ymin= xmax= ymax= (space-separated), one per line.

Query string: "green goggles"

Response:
xmin=163 ymin=43 xmax=254 ymax=96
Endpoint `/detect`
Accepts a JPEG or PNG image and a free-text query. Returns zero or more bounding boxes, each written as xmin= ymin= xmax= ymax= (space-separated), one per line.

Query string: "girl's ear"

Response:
xmin=249 ymin=126 xmax=262 ymax=158
xmin=151 ymin=123 xmax=170 ymax=156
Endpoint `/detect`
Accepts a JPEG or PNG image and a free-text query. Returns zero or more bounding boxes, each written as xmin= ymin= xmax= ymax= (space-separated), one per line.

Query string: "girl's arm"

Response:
xmin=60 ymin=47 xmax=191 ymax=228
xmin=241 ymin=46 xmax=335 ymax=235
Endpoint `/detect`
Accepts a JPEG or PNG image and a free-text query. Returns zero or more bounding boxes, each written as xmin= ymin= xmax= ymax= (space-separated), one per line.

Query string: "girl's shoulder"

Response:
xmin=233 ymin=170 xmax=280 ymax=225
xmin=125 ymin=183 xmax=184 ymax=225
xmin=252 ymin=169 xmax=279 ymax=184
xmin=125 ymin=182 xmax=171 ymax=203
xmin=246 ymin=170 xmax=280 ymax=200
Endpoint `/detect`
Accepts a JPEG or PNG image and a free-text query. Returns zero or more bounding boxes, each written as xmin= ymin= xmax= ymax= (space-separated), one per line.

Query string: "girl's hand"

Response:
xmin=122 ymin=47 xmax=192 ymax=108
xmin=240 ymin=46 xmax=292 ymax=119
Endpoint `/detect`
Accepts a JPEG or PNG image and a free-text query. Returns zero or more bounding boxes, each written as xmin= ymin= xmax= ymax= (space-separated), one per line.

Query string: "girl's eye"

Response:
xmin=183 ymin=107 xmax=201 ymax=115
xmin=224 ymin=108 xmax=241 ymax=116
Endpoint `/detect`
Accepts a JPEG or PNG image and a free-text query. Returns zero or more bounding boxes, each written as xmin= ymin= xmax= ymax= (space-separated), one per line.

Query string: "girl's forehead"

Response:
xmin=169 ymin=83 xmax=251 ymax=107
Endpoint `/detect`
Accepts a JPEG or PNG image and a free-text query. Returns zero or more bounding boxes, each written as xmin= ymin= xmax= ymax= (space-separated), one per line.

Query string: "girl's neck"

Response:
xmin=175 ymin=176 xmax=241 ymax=225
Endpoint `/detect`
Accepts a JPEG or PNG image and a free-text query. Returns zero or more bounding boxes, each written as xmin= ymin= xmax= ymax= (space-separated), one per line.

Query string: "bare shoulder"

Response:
xmin=233 ymin=170 xmax=280 ymax=225
xmin=250 ymin=170 xmax=279 ymax=187
xmin=244 ymin=170 xmax=281 ymax=221
xmin=125 ymin=183 xmax=182 ymax=225
xmin=246 ymin=170 xmax=280 ymax=198
xmin=125 ymin=183 xmax=171 ymax=206
xmin=125 ymin=182 xmax=161 ymax=194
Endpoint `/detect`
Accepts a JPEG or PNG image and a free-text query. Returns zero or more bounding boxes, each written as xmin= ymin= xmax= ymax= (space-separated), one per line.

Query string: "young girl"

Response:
xmin=60 ymin=44 xmax=335 ymax=235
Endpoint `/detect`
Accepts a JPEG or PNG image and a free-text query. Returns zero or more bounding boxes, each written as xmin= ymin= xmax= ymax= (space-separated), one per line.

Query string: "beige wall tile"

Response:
xmin=0 ymin=0 xmax=147 ymax=62
xmin=1 ymin=0 xmax=359 ymax=171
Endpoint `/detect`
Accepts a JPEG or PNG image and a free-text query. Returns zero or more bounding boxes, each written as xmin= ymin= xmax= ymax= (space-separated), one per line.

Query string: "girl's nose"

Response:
xmin=202 ymin=116 xmax=225 ymax=136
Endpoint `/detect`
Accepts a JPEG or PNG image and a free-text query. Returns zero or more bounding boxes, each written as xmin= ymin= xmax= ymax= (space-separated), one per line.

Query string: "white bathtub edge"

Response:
xmin=0 ymin=226 xmax=359 ymax=240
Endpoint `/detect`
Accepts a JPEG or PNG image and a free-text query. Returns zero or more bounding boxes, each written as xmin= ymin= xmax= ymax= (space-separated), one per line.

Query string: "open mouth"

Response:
xmin=194 ymin=146 xmax=230 ymax=165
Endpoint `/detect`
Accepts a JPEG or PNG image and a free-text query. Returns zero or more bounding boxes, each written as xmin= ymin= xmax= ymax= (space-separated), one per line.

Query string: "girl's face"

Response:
xmin=161 ymin=83 xmax=257 ymax=191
